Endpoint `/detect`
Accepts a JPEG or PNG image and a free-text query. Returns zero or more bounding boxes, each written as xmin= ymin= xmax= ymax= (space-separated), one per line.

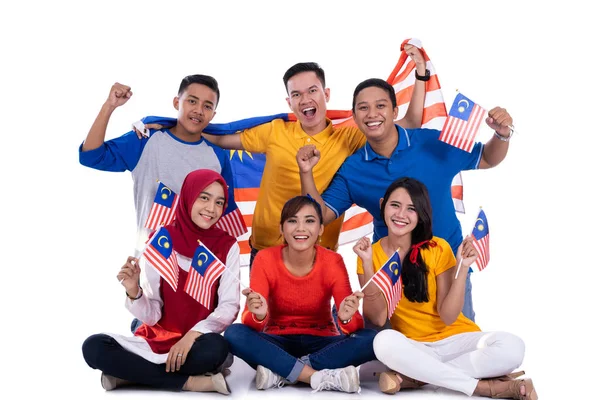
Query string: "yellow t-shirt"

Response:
xmin=241 ymin=119 xmax=366 ymax=251
xmin=357 ymin=237 xmax=480 ymax=342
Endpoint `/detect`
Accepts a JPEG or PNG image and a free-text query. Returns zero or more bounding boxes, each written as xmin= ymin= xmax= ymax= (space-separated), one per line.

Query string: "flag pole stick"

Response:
xmin=454 ymin=207 xmax=482 ymax=279
xmin=359 ymin=270 xmax=380 ymax=292
xmin=359 ymin=248 xmax=399 ymax=292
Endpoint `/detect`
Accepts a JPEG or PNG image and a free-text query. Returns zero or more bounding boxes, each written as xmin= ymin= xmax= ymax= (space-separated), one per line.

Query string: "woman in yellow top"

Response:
xmin=355 ymin=177 xmax=536 ymax=400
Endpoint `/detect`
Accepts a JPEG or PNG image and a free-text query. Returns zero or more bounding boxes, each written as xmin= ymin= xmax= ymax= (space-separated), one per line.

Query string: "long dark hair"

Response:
xmin=380 ymin=177 xmax=433 ymax=303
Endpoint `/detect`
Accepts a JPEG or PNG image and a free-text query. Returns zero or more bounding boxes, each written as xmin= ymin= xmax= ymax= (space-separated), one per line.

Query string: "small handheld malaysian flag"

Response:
xmin=439 ymin=92 xmax=486 ymax=153
xmin=471 ymin=209 xmax=490 ymax=271
xmin=145 ymin=182 xmax=179 ymax=230
xmin=141 ymin=226 xmax=179 ymax=291
xmin=184 ymin=241 xmax=226 ymax=309
xmin=368 ymin=250 xmax=403 ymax=319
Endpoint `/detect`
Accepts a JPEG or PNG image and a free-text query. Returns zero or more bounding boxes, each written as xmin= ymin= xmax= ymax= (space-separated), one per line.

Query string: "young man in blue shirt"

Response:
xmin=297 ymin=78 xmax=514 ymax=322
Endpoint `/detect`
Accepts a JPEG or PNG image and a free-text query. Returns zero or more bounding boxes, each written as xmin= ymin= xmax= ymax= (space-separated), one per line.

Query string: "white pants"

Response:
xmin=373 ymin=329 xmax=525 ymax=396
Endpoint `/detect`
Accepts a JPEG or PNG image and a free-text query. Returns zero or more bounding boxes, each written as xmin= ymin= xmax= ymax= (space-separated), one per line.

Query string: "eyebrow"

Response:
xmin=188 ymin=95 xmax=215 ymax=106
xmin=356 ymin=98 xmax=390 ymax=106
xmin=290 ymin=85 xmax=319 ymax=95
xmin=200 ymin=191 xmax=225 ymax=200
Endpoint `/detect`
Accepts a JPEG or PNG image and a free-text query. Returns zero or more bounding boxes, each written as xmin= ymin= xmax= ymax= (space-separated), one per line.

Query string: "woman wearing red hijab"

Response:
xmin=82 ymin=169 xmax=240 ymax=394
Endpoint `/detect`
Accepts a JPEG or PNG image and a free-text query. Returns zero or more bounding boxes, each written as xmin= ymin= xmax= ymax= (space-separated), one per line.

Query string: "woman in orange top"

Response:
xmin=356 ymin=177 xmax=536 ymax=399
xmin=224 ymin=195 xmax=377 ymax=393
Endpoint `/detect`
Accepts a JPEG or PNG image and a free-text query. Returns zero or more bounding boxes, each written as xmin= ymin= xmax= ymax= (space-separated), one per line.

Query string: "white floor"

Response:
xmin=81 ymin=357 xmax=471 ymax=399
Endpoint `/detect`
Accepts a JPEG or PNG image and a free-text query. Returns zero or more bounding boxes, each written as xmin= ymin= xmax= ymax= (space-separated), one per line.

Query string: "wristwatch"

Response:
xmin=415 ymin=69 xmax=430 ymax=81
xmin=340 ymin=316 xmax=352 ymax=325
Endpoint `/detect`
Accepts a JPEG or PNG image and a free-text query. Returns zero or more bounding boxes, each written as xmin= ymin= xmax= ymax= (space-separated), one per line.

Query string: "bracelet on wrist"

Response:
xmin=494 ymin=127 xmax=514 ymax=142
xmin=126 ymin=286 xmax=143 ymax=300
xmin=415 ymin=68 xmax=430 ymax=81
xmin=340 ymin=315 xmax=352 ymax=325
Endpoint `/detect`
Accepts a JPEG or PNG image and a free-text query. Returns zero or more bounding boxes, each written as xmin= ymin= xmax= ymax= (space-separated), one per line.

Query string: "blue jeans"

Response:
xmin=462 ymin=272 xmax=475 ymax=322
xmin=224 ymin=324 xmax=377 ymax=383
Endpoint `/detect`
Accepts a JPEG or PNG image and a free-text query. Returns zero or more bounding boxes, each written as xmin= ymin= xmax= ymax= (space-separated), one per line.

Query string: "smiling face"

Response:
xmin=190 ymin=181 xmax=225 ymax=229
xmin=173 ymin=83 xmax=218 ymax=136
xmin=286 ymin=71 xmax=330 ymax=135
xmin=381 ymin=187 xmax=418 ymax=238
xmin=280 ymin=203 xmax=324 ymax=252
xmin=353 ymin=85 xmax=399 ymax=142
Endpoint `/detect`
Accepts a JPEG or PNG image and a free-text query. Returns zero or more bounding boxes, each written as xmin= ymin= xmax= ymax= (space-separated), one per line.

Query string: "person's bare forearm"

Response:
xmin=82 ymin=103 xmax=116 ymax=151
xmin=299 ymin=170 xmax=336 ymax=224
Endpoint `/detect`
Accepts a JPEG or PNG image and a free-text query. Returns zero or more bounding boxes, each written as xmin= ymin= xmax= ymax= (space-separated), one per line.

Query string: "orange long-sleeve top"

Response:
xmin=242 ymin=245 xmax=364 ymax=336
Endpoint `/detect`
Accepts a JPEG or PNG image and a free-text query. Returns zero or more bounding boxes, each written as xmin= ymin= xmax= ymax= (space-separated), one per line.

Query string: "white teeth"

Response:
xmin=367 ymin=121 xmax=382 ymax=127
xmin=294 ymin=235 xmax=309 ymax=239
xmin=302 ymin=107 xmax=316 ymax=112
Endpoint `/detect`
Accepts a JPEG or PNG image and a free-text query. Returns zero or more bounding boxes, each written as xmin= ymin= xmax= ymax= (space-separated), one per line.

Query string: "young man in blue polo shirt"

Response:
xmin=297 ymin=78 xmax=514 ymax=322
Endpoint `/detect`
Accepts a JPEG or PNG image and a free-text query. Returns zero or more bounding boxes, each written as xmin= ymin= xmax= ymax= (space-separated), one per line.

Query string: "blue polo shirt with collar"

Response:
xmin=322 ymin=125 xmax=483 ymax=253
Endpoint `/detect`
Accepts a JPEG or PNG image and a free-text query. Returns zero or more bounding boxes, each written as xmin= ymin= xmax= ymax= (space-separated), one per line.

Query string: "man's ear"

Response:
xmin=379 ymin=197 xmax=384 ymax=210
xmin=208 ymin=111 xmax=216 ymax=123
xmin=393 ymin=106 xmax=399 ymax=120
xmin=324 ymin=87 xmax=330 ymax=103
xmin=286 ymin=97 xmax=292 ymax=110
xmin=173 ymin=96 xmax=180 ymax=110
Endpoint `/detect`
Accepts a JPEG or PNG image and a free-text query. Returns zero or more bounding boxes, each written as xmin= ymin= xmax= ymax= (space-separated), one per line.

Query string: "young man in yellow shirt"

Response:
xmin=140 ymin=49 xmax=427 ymax=266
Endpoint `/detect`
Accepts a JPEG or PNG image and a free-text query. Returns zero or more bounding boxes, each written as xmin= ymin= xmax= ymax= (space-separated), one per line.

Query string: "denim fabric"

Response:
xmin=461 ymin=272 xmax=475 ymax=322
xmin=224 ymin=323 xmax=377 ymax=382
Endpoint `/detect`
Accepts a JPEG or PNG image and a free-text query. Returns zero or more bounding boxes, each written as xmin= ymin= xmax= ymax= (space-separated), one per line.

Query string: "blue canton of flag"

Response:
xmin=145 ymin=182 xmax=179 ymax=230
xmin=471 ymin=209 xmax=490 ymax=271
xmin=153 ymin=182 xmax=177 ymax=206
xmin=184 ymin=242 xmax=226 ymax=309
xmin=142 ymin=227 xmax=179 ymax=291
xmin=372 ymin=250 xmax=403 ymax=319
xmin=439 ymin=92 xmax=486 ymax=152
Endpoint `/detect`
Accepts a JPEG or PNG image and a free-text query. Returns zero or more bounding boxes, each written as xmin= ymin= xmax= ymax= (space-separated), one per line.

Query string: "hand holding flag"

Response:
xmin=117 ymin=256 xmax=141 ymax=294
xmin=360 ymin=250 xmax=403 ymax=319
xmin=242 ymin=287 xmax=268 ymax=321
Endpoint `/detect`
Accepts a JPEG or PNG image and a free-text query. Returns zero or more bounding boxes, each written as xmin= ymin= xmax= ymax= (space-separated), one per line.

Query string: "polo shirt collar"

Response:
xmin=363 ymin=124 xmax=411 ymax=161
xmin=292 ymin=118 xmax=334 ymax=145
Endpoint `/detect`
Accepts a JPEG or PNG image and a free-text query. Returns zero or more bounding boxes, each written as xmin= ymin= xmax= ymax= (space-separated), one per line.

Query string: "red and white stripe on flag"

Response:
xmin=472 ymin=234 xmax=490 ymax=271
xmin=439 ymin=93 xmax=486 ymax=153
xmin=215 ymin=207 xmax=247 ymax=238
xmin=184 ymin=259 xmax=225 ymax=309
xmin=372 ymin=272 xmax=403 ymax=319
xmin=143 ymin=246 xmax=179 ymax=291
xmin=145 ymin=195 xmax=179 ymax=230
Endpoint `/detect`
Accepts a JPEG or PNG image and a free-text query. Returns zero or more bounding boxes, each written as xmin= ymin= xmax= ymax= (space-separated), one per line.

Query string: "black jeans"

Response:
xmin=82 ymin=332 xmax=229 ymax=389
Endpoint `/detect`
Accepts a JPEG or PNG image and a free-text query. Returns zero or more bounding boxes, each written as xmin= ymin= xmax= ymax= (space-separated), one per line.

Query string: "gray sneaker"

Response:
xmin=255 ymin=365 xmax=286 ymax=390
xmin=216 ymin=352 xmax=234 ymax=373
xmin=100 ymin=373 xmax=132 ymax=391
xmin=310 ymin=366 xmax=360 ymax=393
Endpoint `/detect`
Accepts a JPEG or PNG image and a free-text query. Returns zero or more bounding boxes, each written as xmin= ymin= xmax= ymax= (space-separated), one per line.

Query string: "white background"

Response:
xmin=1 ymin=1 xmax=597 ymax=399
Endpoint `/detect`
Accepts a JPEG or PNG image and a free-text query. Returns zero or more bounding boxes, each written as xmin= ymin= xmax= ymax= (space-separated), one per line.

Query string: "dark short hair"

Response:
xmin=282 ymin=62 xmax=326 ymax=93
xmin=352 ymin=78 xmax=397 ymax=112
xmin=178 ymin=74 xmax=220 ymax=106
xmin=280 ymin=195 xmax=324 ymax=226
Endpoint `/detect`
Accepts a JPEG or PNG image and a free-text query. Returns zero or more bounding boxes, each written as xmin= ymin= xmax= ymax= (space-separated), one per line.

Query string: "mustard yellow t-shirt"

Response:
xmin=241 ymin=119 xmax=366 ymax=251
xmin=357 ymin=237 xmax=480 ymax=342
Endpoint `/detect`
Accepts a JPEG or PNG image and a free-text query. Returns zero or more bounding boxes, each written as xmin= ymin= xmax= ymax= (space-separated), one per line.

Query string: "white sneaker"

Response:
xmin=310 ymin=366 xmax=360 ymax=393
xmin=255 ymin=365 xmax=286 ymax=390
